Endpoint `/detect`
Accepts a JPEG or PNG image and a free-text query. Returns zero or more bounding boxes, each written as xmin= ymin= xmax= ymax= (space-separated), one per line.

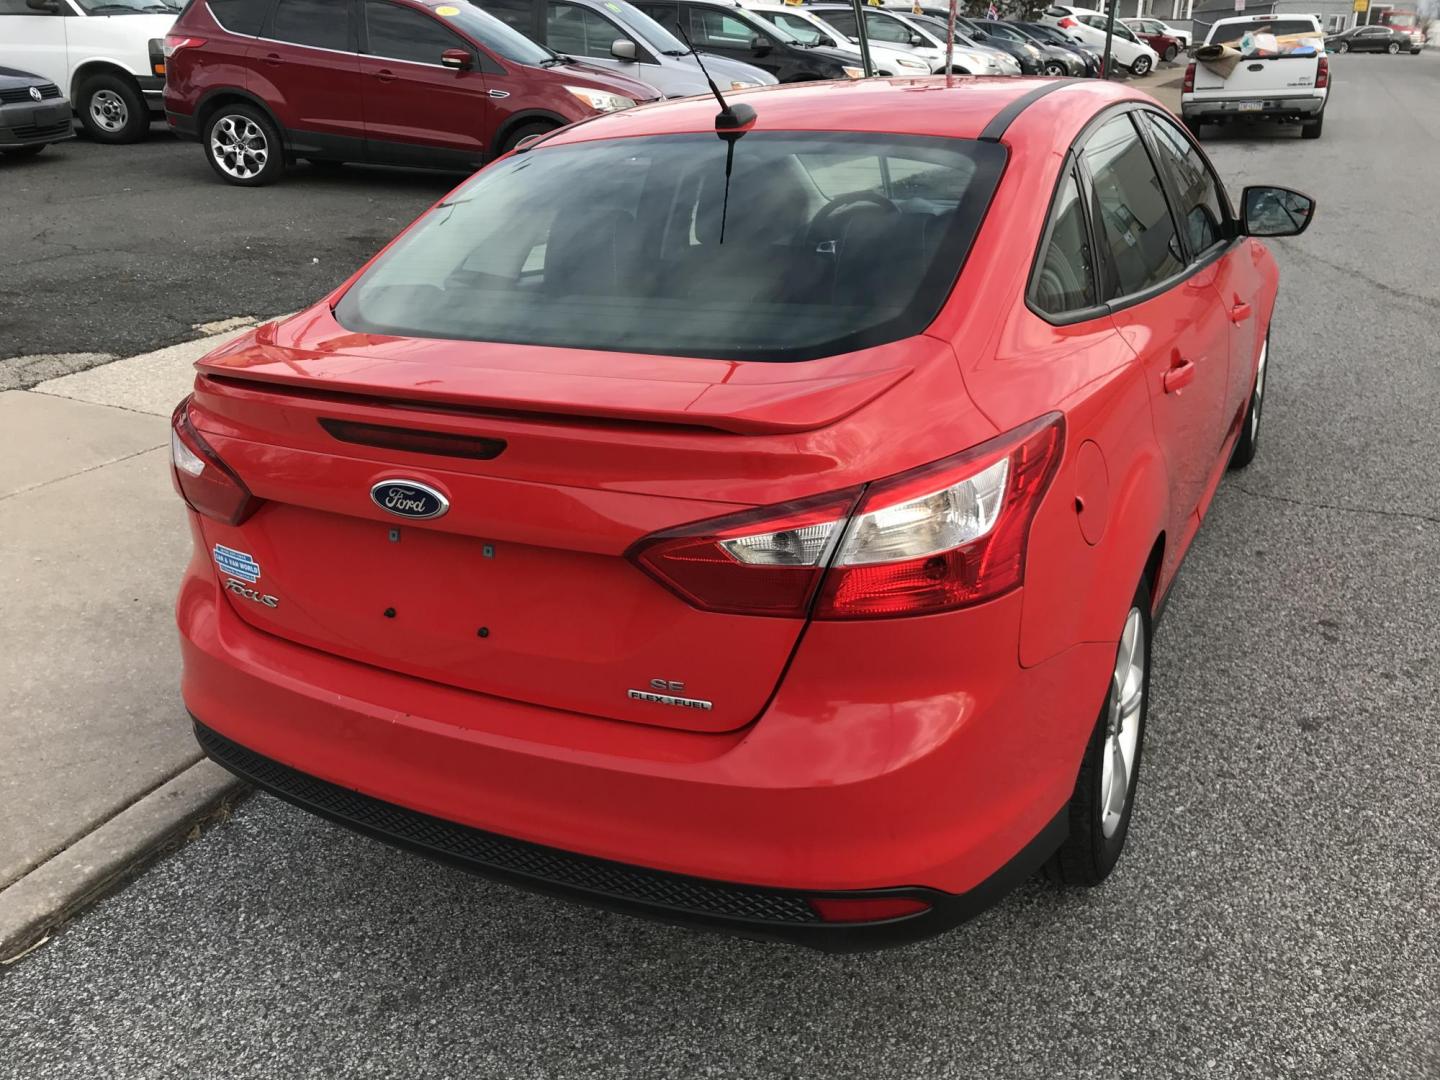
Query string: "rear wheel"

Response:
xmin=204 ymin=104 xmax=285 ymax=186
xmin=1335 ymin=41 xmax=1349 ymax=53
xmin=1130 ymin=54 xmax=1153 ymax=76
xmin=1228 ymin=332 xmax=1268 ymax=470
xmin=1387 ymin=40 xmax=1400 ymax=53
xmin=1301 ymin=111 xmax=1324 ymax=139
xmin=1163 ymin=43 xmax=1178 ymax=61
xmin=499 ymin=120 xmax=558 ymax=154
xmin=1185 ymin=117 xmax=1204 ymax=139
xmin=1047 ymin=584 xmax=1152 ymax=886
xmin=77 ymin=74 xmax=149 ymax=144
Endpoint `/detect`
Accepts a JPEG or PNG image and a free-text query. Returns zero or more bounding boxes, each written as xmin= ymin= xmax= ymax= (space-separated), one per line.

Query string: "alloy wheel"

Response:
xmin=211 ymin=115 xmax=270 ymax=181
xmin=1132 ymin=56 xmax=1152 ymax=76
xmin=1100 ymin=607 xmax=1146 ymax=838
xmin=89 ymin=89 xmax=128 ymax=134
xmin=1045 ymin=61 xmax=1066 ymax=75
xmin=1250 ymin=337 xmax=1268 ymax=441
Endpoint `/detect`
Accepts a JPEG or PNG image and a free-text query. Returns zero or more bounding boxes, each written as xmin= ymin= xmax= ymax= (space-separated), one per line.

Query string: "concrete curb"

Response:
xmin=0 ymin=760 xmax=248 ymax=964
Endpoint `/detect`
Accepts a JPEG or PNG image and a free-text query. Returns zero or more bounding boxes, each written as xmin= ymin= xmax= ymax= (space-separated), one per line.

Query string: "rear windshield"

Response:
xmin=335 ymin=132 xmax=1006 ymax=362
xmin=1208 ymin=18 xmax=1322 ymax=54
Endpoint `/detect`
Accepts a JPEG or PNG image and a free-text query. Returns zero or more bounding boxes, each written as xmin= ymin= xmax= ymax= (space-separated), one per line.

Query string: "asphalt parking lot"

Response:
xmin=3 ymin=56 xmax=1439 ymax=1080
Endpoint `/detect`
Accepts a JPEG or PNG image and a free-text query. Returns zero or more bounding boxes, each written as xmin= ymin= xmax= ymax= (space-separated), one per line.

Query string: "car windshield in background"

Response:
xmin=425 ymin=0 xmax=558 ymax=64
xmin=1208 ymin=18 xmax=1323 ymax=55
xmin=75 ymin=0 xmax=180 ymax=11
xmin=335 ymin=133 xmax=1006 ymax=362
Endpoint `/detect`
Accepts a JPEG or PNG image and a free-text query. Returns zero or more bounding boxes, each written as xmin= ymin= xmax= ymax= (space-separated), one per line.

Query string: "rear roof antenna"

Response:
xmin=676 ymin=23 xmax=756 ymax=133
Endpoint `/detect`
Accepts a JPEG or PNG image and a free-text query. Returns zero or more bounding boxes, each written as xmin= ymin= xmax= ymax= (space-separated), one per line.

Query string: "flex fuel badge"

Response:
xmin=213 ymin=544 xmax=260 ymax=583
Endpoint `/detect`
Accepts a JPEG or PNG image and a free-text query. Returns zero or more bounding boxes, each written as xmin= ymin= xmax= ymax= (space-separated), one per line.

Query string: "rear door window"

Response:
xmin=1031 ymin=166 xmax=1097 ymax=316
xmin=1082 ymin=113 xmax=1184 ymax=299
xmin=546 ymin=1 xmax=623 ymax=57
xmin=269 ymin=0 xmax=351 ymax=50
xmin=817 ymin=8 xmax=855 ymax=35
xmin=864 ymin=12 xmax=911 ymax=43
xmin=209 ymin=0 xmax=272 ymax=35
xmin=689 ymin=7 xmax=758 ymax=48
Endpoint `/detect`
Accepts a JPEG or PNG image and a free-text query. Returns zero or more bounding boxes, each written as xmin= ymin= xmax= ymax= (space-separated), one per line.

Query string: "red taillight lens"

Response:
xmin=809 ymin=897 xmax=931 ymax=923
xmin=170 ymin=396 xmax=260 ymax=526
xmin=628 ymin=414 xmax=1063 ymax=620
xmin=1057 ymin=16 xmax=1076 ymax=27
xmin=163 ymin=34 xmax=206 ymax=58
xmin=1181 ymin=61 xmax=1195 ymax=92
xmin=1315 ymin=56 xmax=1328 ymax=88
xmin=629 ymin=487 xmax=864 ymax=618
xmin=815 ymin=414 xmax=1063 ymax=619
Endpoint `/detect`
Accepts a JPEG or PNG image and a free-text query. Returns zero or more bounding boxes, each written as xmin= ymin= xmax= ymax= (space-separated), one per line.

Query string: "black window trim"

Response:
xmin=205 ymin=0 xmax=274 ymax=37
xmin=1026 ymin=101 xmax=1244 ymax=327
xmin=1024 ymin=153 xmax=1105 ymax=324
xmin=1133 ymin=107 xmax=1234 ymax=263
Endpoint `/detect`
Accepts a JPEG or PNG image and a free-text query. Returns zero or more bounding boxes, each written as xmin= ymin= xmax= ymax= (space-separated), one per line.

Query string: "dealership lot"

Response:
xmin=2 ymin=54 xmax=1439 ymax=1080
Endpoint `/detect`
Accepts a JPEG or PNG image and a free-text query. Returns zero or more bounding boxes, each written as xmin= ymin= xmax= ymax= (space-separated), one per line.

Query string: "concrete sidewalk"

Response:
xmin=0 ymin=324 xmax=261 ymax=960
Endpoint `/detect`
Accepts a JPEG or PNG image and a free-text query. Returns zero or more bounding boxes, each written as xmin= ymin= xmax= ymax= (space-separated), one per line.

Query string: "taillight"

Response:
xmin=163 ymin=34 xmax=206 ymax=58
xmin=627 ymin=414 xmax=1064 ymax=620
xmin=630 ymin=487 xmax=865 ymax=618
xmin=1057 ymin=16 xmax=1076 ymax=27
xmin=1182 ymin=61 xmax=1195 ymax=92
xmin=170 ymin=396 xmax=260 ymax=526
xmin=1315 ymin=56 xmax=1328 ymax=89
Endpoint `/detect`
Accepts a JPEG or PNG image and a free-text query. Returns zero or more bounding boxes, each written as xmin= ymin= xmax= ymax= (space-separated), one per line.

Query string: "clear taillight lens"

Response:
xmin=170 ymin=396 xmax=260 ymax=526
xmin=628 ymin=414 xmax=1064 ymax=620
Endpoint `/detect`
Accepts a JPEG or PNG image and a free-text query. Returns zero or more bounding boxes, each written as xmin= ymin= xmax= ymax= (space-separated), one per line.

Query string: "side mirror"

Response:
xmin=440 ymin=48 xmax=473 ymax=70
xmin=908 ymin=32 xmax=922 ymax=45
xmin=972 ymin=29 xmax=987 ymax=39
xmin=1241 ymin=186 xmax=1316 ymax=237
xmin=750 ymin=34 xmax=773 ymax=56
xmin=610 ymin=37 xmax=638 ymax=60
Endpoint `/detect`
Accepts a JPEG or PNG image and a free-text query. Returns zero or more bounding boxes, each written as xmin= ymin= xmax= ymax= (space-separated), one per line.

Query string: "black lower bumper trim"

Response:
xmin=194 ymin=718 xmax=1066 ymax=951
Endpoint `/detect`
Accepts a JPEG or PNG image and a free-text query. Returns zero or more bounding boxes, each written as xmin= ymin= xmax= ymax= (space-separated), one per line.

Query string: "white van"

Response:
xmin=0 ymin=0 xmax=177 ymax=143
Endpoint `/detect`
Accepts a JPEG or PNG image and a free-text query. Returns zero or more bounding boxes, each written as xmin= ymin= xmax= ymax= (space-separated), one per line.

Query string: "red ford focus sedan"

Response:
xmin=172 ymin=76 xmax=1312 ymax=950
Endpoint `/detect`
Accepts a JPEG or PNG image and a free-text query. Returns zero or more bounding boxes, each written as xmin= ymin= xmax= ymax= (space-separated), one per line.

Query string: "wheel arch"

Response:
xmin=70 ymin=60 xmax=144 ymax=103
xmin=489 ymin=109 xmax=570 ymax=159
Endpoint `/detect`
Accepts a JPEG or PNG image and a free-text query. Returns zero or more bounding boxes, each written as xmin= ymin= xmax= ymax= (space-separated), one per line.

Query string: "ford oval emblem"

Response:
xmin=370 ymin=479 xmax=449 ymax=520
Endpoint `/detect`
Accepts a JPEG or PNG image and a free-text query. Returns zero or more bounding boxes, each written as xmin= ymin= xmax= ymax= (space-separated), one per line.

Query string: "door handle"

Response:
xmin=263 ymin=51 xmax=282 ymax=66
xmin=1163 ymin=359 xmax=1196 ymax=394
xmin=375 ymin=68 xmax=396 ymax=83
xmin=1230 ymin=300 xmax=1252 ymax=324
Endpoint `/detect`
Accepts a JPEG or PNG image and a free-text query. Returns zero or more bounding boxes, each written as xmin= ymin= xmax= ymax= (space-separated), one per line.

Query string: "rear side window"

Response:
xmin=1031 ymin=167 xmax=1096 ymax=316
xmin=820 ymin=8 xmax=856 ymax=35
xmin=365 ymin=0 xmax=466 ymax=63
xmin=1141 ymin=112 xmax=1227 ymax=257
xmin=209 ymin=0 xmax=270 ymax=35
xmin=269 ymin=0 xmax=350 ymax=50
xmin=335 ymin=132 xmax=1007 ymax=362
xmin=1082 ymin=114 xmax=1183 ymax=299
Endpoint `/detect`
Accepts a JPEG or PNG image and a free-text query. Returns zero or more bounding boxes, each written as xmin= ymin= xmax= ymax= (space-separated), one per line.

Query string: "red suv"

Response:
xmin=163 ymin=0 xmax=661 ymax=185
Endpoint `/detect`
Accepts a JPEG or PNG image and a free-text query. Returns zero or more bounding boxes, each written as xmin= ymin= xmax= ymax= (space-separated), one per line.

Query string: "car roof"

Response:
xmin=539 ymin=76 xmax=1145 ymax=147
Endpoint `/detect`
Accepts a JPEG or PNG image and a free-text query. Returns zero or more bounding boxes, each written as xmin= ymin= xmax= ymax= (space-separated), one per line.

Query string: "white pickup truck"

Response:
xmin=1181 ymin=14 xmax=1329 ymax=140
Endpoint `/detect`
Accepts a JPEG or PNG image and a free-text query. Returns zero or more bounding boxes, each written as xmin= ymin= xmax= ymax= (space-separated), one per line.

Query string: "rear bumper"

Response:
xmin=1181 ymin=93 xmax=1325 ymax=121
xmin=196 ymin=717 xmax=1066 ymax=950
xmin=166 ymin=109 xmax=198 ymax=139
xmin=177 ymin=515 xmax=1110 ymax=948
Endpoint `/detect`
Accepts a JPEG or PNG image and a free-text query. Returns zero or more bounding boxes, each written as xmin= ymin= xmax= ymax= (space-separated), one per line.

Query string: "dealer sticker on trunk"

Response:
xmin=213 ymin=544 xmax=261 ymax=583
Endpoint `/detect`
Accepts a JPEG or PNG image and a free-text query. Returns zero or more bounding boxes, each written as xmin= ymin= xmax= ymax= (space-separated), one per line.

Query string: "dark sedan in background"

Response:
xmin=0 ymin=66 xmax=72 ymax=160
xmin=974 ymin=19 xmax=1085 ymax=74
xmin=1008 ymin=20 xmax=1102 ymax=75
xmin=1326 ymin=25 xmax=1421 ymax=53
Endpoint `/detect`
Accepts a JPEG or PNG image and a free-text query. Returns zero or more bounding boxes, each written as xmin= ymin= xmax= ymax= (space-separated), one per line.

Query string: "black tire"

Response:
xmin=1301 ymin=111 xmax=1324 ymax=139
xmin=1044 ymin=60 xmax=1067 ymax=76
xmin=1163 ymin=44 xmax=1178 ymax=61
xmin=1 ymin=143 xmax=48 ymax=159
xmin=1046 ymin=580 xmax=1152 ymax=886
xmin=1185 ymin=117 xmax=1204 ymax=139
xmin=1387 ymin=41 xmax=1400 ymax=53
xmin=1130 ymin=54 xmax=1152 ymax=76
xmin=76 ymin=73 xmax=149 ymax=144
xmin=1335 ymin=41 xmax=1349 ymax=53
xmin=1228 ymin=330 xmax=1269 ymax=470
xmin=203 ymin=103 xmax=285 ymax=186
xmin=499 ymin=120 xmax=558 ymax=154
